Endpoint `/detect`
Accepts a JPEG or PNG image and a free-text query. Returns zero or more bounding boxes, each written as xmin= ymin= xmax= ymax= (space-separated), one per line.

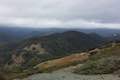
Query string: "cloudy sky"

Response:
xmin=0 ymin=0 xmax=120 ymax=28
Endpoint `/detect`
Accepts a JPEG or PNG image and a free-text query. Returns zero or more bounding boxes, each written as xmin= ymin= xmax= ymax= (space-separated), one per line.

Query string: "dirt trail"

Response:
xmin=22 ymin=64 xmax=120 ymax=80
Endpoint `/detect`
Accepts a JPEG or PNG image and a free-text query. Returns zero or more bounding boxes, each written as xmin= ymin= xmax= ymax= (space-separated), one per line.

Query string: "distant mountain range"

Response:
xmin=0 ymin=26 xmax=120 ymax=63
xmin=1 ymin=26 xmax=120 ymax=51
xmin=0 ymin=26 xmax=120 ymax=46
xmin=19 ymin=31 xmax=105 ymax=55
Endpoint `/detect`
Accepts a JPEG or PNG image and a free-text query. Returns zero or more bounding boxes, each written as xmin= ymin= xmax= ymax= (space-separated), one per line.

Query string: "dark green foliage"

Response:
xmin=41 ymin=31 xmax=104 ymax=55
xmin=20 ymin=31 xmax=105 ymax=56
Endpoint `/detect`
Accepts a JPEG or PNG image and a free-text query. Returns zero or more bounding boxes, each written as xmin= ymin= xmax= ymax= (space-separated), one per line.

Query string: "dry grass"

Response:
xmin=34 ymin=53 xmax=89 ymax=72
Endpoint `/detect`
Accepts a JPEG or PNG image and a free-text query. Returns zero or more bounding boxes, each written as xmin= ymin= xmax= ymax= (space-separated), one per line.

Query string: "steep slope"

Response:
xmin=74 ymin=43 xmax=120 ymax=74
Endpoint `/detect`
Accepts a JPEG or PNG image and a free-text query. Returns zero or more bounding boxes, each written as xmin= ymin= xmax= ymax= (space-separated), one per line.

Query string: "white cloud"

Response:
xmin=0 ymin=0 xmax=120 ymax=28
xmin=0 ymin=17 xmax=120 ymax=29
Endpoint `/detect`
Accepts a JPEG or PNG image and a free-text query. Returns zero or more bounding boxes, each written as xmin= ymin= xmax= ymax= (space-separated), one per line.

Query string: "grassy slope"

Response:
xmin=74 ymin=43 xmax=120 ymax=74
xmin=1 ymin=53 xmax=89 ymax=80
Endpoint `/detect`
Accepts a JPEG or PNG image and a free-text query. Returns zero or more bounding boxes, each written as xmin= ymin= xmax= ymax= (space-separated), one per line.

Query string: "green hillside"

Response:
xmin=74 ymin=43 xmax=120 ymax=74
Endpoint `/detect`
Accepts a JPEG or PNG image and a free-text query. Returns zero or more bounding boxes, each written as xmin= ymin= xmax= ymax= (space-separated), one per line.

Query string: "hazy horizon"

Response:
xmin=1 ymin=25 xmax=120 ymax=30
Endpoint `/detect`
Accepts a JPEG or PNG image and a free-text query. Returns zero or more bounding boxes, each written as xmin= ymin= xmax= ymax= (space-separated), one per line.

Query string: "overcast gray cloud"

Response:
xmin=0 ymin=0 xmax=120 ymax=28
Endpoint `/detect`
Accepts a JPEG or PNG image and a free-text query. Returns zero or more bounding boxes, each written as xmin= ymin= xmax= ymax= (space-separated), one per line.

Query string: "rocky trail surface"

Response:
xmin=22 ymin=64 xmax=120 ymax=80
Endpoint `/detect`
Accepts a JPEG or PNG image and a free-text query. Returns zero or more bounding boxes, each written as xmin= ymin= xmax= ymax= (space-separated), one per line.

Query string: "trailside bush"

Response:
xmin=74 ymin=56 xmax=120 ymax=74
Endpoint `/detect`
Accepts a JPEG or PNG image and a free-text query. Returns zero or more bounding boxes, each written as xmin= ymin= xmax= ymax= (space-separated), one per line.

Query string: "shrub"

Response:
xmin=74 ymin=56 xmax=120 ymax=74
